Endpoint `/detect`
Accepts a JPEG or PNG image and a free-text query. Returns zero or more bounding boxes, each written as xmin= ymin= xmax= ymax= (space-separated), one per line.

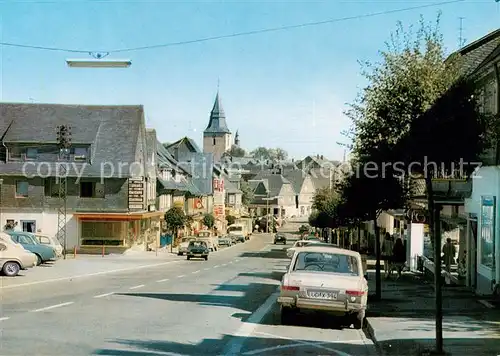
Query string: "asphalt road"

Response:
xmin=0 ymin=226 xmax=376 ymax=356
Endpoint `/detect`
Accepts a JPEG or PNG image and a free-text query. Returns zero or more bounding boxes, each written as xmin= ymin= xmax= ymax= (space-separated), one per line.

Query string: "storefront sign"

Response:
xmin=128 ymin=178 xmax=144 ymax=210
xmin=213 ymin=178 xmax=224 ymax=193
xmin=480 ymin=196 xmax=496 ymax=270
xmin=213 ymin=204 xmax=225 ymax=217
xmin=193 ymin=198 xmax=204 ymax=210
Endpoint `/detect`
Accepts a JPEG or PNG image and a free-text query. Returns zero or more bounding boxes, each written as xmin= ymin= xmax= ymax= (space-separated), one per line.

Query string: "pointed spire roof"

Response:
xmin=204 ymin=91 xmax=231 ymax=135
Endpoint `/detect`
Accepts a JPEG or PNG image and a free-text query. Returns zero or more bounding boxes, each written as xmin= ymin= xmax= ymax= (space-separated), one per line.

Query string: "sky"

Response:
xmin=0 ymin=0 xmax=499 ymax=161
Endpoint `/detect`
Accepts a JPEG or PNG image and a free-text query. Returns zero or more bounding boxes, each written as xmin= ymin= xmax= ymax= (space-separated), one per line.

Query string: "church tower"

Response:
xmin=234 ymin=130 xmax=240 ymax=146
xmin=203 ymin=91 xmax=232 ymax=162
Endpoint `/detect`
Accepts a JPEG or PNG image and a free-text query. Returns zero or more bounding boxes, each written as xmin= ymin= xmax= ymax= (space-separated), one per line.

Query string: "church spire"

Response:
xmin=235 ymin=130 xmax=240 ymax=146
xmin=204 ymin=89 xmax=231 ymax=134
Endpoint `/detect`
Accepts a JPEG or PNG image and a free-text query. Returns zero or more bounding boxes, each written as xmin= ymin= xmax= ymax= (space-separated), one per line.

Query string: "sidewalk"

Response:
xmin=0 ymin=251 xmax=182 ymax=289
xmin=365 ymin=271 xmax=500 ymax=355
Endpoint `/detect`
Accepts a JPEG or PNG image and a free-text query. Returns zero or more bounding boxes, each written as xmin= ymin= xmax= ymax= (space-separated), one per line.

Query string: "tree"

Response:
xmin=228 ymin=145 xmax=246 ymax=157
xmin=165 ymin=207 xmax=186 ymax=248
xmin=312 ymin=187 xmax=338 ymax=212
xmin=250 ymin=147 xmax=289 ymax=161
xmin=203 ymin=213 xmax=215 ymax=230
xmin=345 ymin=15 xmax=489 ymax=353
xmin=240 ymin=180 xmax=255 ymax=206
xmin=338 ymin=159 xmax=407 ymax=301
xmin=226 ymin=215 xmax=236 ymax=226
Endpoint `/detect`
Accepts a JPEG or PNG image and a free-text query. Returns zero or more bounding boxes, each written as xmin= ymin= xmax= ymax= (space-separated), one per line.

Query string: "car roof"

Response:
xmin=294 ymin=245 xmax=361 ymax=258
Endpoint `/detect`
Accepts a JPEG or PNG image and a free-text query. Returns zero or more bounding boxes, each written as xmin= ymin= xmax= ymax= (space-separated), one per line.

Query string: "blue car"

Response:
xmin=4 ymin=230 xmax=57 ymax=265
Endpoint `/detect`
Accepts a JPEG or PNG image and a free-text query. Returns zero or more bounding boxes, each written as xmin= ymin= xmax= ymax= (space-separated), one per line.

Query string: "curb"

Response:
xmin=364 ymin=318 xmax=384 ymax=355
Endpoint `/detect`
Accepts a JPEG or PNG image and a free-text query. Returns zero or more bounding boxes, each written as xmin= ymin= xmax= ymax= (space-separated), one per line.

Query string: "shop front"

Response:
xmin=464 ymin=166 xmax=500 ymax=295
xmin=74 ymin=211 xmax=164 ymax=252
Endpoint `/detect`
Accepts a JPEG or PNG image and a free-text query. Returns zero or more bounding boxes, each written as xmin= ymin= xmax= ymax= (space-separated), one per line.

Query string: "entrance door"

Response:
xmin=21 ymin=220 xmax=36 ymax=233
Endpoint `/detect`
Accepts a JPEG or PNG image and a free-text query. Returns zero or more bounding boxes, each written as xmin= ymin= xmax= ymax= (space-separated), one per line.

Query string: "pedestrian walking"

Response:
xmin=442 ymin=238 xmax=456 ymax=273
xmin=382 ymin=232 xmax=394 ymax=278
xmin=392 ymin=237 xmax=406 ymax=279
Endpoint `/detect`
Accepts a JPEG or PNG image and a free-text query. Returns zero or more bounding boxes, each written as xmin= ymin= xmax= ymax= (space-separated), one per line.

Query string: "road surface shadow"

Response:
xmin=237 ymin=271 xmax=284 ymax=281
xmin=93 ymin=334 xmax=372 ymax=355
xmin=116 ymin=282 xmax=278 ymax=323
xmin=238 ymin=249 xmax=288 ymax=259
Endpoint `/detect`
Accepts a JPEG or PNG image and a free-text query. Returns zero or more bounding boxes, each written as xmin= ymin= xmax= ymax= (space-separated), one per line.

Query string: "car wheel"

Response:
xmin=178 ymin=252 xmax=182 ymax=256
xmin=204 ymin=256 xmax=208 ymax=261
xmin=352 ymin=310 xmax=365 ymax=329
xmin=187 ymin=256 xmax=190 ymax=260
xmin=280 ymin=306 xmax=295 ymax=325
xmin=2 ymin=261 xmax=20 ymax=277
xmin=35 ymin=254 xmax=43 ymax=266
xmin=274 ymin=242 xmax=277 ymax=244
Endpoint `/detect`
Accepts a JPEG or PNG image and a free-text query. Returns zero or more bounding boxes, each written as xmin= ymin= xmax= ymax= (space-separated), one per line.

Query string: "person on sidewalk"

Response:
xmin=392 ymin=237 xmax=406 ymax=279
xmin=442 ymin=237 xmax=456 ymax=273
xmin=382 ymin=232 xmax=394 ymax=278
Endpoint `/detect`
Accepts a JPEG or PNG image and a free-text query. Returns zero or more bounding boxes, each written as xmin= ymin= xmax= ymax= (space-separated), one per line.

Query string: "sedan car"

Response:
xmin=277 ymin=245 xmax=368 ymax=329
xmin=218 ymin=235 xmax=233 ymax=247
xmin=286 ymin=240 xmax=313 ymax=258
xmin=35 ymin=234 xmax=63 ymax=258
xmin=5 ymin=231 xmax=57 ymax=265
xmin=274 ymin=234 xmax=287 ymax=245
xmin=178 ymin=237 xmax=196 ymax=256
xmin=186 ymin=240 xmax=209 ymax=261
xmin=234 ymin=235 xmax=246 ymax=243
xmin=0 ymin=232 xmax=37 ymax=276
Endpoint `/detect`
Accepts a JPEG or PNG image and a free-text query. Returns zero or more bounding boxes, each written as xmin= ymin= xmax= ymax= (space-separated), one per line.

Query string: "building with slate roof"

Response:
xmin=0 ymin=103 xmax=164 ymax=252
xmin=247 ymin=173 xmax=297 ymax=219
xmin=203 ymin=92 xmax=232 ymax=162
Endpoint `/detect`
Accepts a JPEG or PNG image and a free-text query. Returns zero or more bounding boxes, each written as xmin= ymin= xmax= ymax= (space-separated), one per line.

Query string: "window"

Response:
xmin=74 ymin=147 xmax=88 ymax=161
xmin=293 ymin=252 xmax=360 ymax=276
xmin=26 ymin=148 xmax=38 ymax=159
xmin=80 ymin=182 xmax=95 ymax=197
xmin=8 ymin=146 xmax=22 ymax=160
xmin=38 ymin=236 xmax=51 ymax=245
xmin=21 ymin=220 xmax=36 ymax=233
xmin=480 ymin=196 xmax=496 ymax=270
xmin=229 ymin=195 xmax=235 ymax=204
xmin=213 ymin=137 xmax=216 ymax=145
xmin=44 ymin=178 xmax=60 ymax=197
xmin=16 ymin=181 xmax=29 ymax=198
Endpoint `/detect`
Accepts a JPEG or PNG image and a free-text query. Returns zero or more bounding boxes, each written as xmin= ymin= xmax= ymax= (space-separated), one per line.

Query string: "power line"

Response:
xmin=0 ymin=0 xmax=463 ymax=55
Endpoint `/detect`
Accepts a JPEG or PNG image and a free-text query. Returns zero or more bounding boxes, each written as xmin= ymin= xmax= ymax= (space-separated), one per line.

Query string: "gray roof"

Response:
xmin=252 ymin=173 xmax=294 ymax=197
xmin=204 ymin=92 xmax=231 ymax=135
xmin=0 ymin=103 xmax=146 ymax=178
xmin=165 ymin=136 xmax=202 ymax=162
xmin=176 ymin=152 xmax=214 ymax=195
xmin=283 ymin=169 xmax=308 ymax=194
xmin=156 ymin=139 xmax=186 ymax=175
xmin=449 ymin=28 xmax=500 ymax=76
xmin=224 ymin=177 xmax=241 ymax=194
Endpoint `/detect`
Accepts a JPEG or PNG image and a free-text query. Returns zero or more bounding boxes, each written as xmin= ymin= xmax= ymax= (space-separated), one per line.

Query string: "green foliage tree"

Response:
xmin=240 ymin=180 xmax=255 ymax=206
xmin=250 ymin=147 xmax=289 ymax=161
xmin=165 ymin=206 xmax=186 ymax=244
xmin=228 ymin=145 xmax=246 ymax=157
xmin=203 ymin=213 xmax=215 ymax=230
xmin=226 ymin=215 xmax=236 ymax=226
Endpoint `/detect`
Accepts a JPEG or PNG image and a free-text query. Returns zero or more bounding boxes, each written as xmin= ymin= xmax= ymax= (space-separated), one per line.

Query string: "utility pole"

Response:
xmin=434 ymin=204 xmax=443 ymax=354
xmin=56 ymin=125 xmax=71 ymax=259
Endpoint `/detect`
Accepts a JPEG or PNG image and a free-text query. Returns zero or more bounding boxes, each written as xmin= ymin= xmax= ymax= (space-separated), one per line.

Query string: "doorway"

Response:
xmin=21 ymin=220 xmax=36 ymax=233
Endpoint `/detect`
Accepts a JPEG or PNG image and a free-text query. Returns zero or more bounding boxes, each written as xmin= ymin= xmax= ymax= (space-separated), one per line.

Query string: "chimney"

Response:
xmin=316 ymin=154 xmax=319 ymax=159
xmin=291 ymin=158 xmax=294 ymax=162
xmin=320 ymin=155 xmax=324 ymax=160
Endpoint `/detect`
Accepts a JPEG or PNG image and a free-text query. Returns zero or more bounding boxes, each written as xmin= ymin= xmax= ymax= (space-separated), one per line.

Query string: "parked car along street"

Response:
xmin=4 ymin=231 xmax=57 ymax=265
xmin=218 ymin=235 xmax=233 ymax=247
xmin=0 ymin=232 xmax=37 ymax=277
xmin=178 ymin=237 xmax=196 ymax=256
xmin=35 ymin=234 xmax=63 ymax=258
xmin=278 ymin=245 xmax=368 ymax=329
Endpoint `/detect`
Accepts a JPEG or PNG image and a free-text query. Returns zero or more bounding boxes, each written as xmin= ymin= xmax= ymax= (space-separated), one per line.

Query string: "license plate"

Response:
xmin=307 ymin=291 xmax=337 ymax=300
xmin=194 ymin=254 xmax=202 ymax=257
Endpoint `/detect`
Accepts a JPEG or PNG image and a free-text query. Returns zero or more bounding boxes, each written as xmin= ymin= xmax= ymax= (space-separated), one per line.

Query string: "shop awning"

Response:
xmin=74 ymin=211 xmax=164 ymax=221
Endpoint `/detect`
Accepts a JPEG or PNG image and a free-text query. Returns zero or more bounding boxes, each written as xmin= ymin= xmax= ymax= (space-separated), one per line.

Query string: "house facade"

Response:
xmin=0 ymin=103 xmax=163 ymax=252
xmin=283 ymin=170 xmax=315 ymax=217
xmin=247 ymin=174 xmax=296 ymax=219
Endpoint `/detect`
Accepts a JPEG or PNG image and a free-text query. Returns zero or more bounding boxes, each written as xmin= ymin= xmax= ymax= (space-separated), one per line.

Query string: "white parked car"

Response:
xmin=286 ymin=240 xmax=327 ymax=258
xmin=35 ymin=234 xmax=63 ymax=258
xmin=278 ymin=245 xmax=368 ymax=329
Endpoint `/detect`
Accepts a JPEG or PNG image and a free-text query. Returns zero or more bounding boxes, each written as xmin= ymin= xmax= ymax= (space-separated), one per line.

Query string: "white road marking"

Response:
xmin=242 ymin=340 xmax=357 ymax=355
xmin=32 ymin=302 xmax=74 ymax=312
xmin=156 ymin=278 xmax=170 ymax=283
xmin=253 ymin=331 xmax=353 ymax=355
xmin=479 ymin=299 xmax=495 ymax=308
xmin=235 ymin=259 xmax=240 ymax=262
xmin=192 ymin=270 xmax=200 ymax=274
xmin=203 ymin=268 xmax=211 ymax=271
xmin=129 ymin=284 xmax=145 ymax=290
xmin=214 ymin=265 xmax=220 ymax=268
xmin=1 ymin=260 xmax=182 ymax=289
xmin=0 ymin=317 xmax=10 ymax=321
xmin=177 ymin=275 xmax=185 ymax=278
xmin=221 ymin=263 xmax=228 ymax=266
xmin=94 ymin=292 xmax=114 ymax=298
xmin=222 ymin=288 xmax=280 ymax=355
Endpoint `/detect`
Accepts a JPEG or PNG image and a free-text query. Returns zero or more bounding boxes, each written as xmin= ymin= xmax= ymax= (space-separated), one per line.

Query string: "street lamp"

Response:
xmin=66 ymin=59 xmax=132 ymax=68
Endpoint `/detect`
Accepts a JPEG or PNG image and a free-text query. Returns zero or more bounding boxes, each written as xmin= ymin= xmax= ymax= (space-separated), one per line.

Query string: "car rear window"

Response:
xmin=293 ymin=252 xmax=360 ymax=276
xmin=189 ymin=241 xmax=207 ymax=247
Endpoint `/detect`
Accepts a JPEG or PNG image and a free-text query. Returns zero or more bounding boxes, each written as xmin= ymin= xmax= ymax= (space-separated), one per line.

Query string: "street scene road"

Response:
xmin=0 ymin=222 xmax=375 ymax=356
